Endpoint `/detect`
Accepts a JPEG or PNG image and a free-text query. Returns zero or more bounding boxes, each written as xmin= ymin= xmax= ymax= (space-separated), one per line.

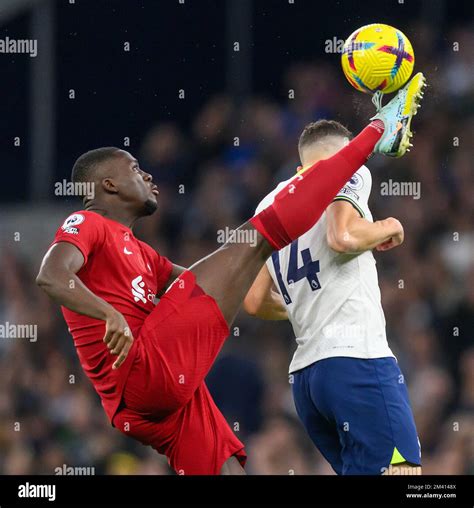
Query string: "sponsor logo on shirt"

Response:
xmin=131 ymin=275 xmax=147 ymax=303
xmin=131 ymin=275 xmax=155 ymax=304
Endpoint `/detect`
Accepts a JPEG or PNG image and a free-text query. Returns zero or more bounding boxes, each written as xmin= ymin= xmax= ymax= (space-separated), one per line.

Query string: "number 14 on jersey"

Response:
xmin=271 ymin=239 xmax=321 ymax=305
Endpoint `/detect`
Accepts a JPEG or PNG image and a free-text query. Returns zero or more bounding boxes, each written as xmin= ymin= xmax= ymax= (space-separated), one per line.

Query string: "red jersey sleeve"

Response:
xmin=51 ymin=211 xmax=105 ymax=265
xmin=155 ymin=252 xmax=173 ymax=291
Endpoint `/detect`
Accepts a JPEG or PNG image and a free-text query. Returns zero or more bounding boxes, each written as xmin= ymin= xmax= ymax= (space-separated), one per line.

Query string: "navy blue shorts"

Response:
xmin=292 ymin=357 xmax=421 ymax=475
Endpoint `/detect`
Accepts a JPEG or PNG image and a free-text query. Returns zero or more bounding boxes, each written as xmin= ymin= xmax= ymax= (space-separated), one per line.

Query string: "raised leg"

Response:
xmin=190 ymin=123 xmax=383 ymax=327
xmin=189 ymin=223 xmax=272 ymax=325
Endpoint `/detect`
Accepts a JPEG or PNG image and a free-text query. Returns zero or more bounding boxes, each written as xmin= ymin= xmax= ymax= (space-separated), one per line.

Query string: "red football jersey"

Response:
xmin=51 ymin=210 xmax=173 ymax=422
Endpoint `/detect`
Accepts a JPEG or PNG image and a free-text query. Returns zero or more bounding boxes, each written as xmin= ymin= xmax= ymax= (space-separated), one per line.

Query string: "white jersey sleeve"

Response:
xmin=333 ymin=165 xmax=372 ymax=221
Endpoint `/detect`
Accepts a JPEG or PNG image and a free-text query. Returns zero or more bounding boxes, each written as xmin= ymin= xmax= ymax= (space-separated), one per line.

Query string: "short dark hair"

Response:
xmin=298 ymin=120 xmax=352 ymax=157
xmin=71 ymin=147 xmax=121 ymax=184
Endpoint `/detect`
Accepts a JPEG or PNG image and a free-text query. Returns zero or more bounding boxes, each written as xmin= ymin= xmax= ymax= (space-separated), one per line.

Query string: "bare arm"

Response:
xmin=326 ymin=201 xmax=404 ymax=254
xmin=36 ymin=242 xmax=132 ymax=369
xmin=243 ymin=263 xmax=288 ymax=320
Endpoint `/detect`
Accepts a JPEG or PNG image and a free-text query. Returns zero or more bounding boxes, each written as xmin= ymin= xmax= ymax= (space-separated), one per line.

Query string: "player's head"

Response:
xmin=71 ymin=147 xmax=159 ymax=216
xmin=298 ymin=120 xmax=352 ymax=168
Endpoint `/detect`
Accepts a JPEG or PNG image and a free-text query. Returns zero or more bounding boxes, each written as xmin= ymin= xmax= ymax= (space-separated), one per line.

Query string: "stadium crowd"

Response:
xmin=0 ymin=22 xmax=472 ymax=475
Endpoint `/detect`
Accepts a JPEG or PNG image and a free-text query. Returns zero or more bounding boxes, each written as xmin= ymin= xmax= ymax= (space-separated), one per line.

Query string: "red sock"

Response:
xmin=250 ymin=122 xmax=384 ymax=250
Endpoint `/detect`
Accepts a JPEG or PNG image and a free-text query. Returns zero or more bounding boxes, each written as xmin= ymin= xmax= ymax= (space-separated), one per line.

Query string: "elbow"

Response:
xmin=243 ymin=296 xmax=260 ymax=317
xmin=35 ymin=273 xmax=48 ymax=288
xmin=327 ymin=231 xmax=357 ymax=254
xmin=35 ymin=268 xmax=52 ymax=289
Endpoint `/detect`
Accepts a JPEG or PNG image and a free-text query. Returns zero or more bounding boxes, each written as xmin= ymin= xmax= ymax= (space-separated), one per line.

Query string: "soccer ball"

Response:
xmin=341 ymin=23 xmax=415 ymax=94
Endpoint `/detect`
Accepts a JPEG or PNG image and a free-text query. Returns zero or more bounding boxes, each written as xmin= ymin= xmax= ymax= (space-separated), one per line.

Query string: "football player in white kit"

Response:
xmin=244 ymin=119 xmax=422 ymax=475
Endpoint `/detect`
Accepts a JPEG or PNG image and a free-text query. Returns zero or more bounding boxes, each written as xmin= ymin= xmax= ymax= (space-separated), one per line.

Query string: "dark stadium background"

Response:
xmin=0 ymin=0 xmax=473 ymax=475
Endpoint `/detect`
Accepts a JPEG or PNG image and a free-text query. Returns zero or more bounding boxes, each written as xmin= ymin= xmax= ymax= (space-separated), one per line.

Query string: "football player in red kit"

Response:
xmin=36 ymin=76 xmax=425 ymax=475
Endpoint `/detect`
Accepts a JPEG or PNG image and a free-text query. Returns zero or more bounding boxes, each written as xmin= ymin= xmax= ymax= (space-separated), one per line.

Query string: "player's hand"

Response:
xmin=103 ymin=309 xmax=134 ymax=369
xmin=376 ymin=218 xmax=404 ymax=251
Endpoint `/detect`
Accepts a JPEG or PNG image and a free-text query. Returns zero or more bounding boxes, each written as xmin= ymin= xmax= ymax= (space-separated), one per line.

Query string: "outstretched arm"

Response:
xmin=36 ymin=242 xmax=132 ymax=369
xmin=326 ymin=201 xmax=404 ymax=254
xmin=243 ymin=263 xmax=288 ymax=320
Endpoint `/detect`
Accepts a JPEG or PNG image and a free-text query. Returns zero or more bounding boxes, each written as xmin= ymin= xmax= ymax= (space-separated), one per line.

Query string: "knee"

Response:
xmin=220 ymin=456 xmax=246 ymax=475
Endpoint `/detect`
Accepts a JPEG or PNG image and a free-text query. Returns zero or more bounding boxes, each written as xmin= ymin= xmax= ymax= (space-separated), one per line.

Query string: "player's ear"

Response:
xmin=101 ymin=178 xmax=119 ymax=194
xmin=296 ymin=165 xmax=303 ymax=172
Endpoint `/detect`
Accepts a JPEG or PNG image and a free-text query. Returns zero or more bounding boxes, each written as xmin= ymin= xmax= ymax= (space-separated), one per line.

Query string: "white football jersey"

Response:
xmin=255 ymin=165 xmax=394 ymax=374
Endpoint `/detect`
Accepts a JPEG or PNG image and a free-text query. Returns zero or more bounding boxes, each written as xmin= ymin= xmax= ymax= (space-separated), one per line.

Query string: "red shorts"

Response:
xmin=112 ymin=270 xmax=246 ymax=475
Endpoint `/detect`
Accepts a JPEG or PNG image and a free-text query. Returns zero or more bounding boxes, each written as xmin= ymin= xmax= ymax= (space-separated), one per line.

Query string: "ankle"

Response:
xmin=369 ymin=119 xmax=385 ymax=133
